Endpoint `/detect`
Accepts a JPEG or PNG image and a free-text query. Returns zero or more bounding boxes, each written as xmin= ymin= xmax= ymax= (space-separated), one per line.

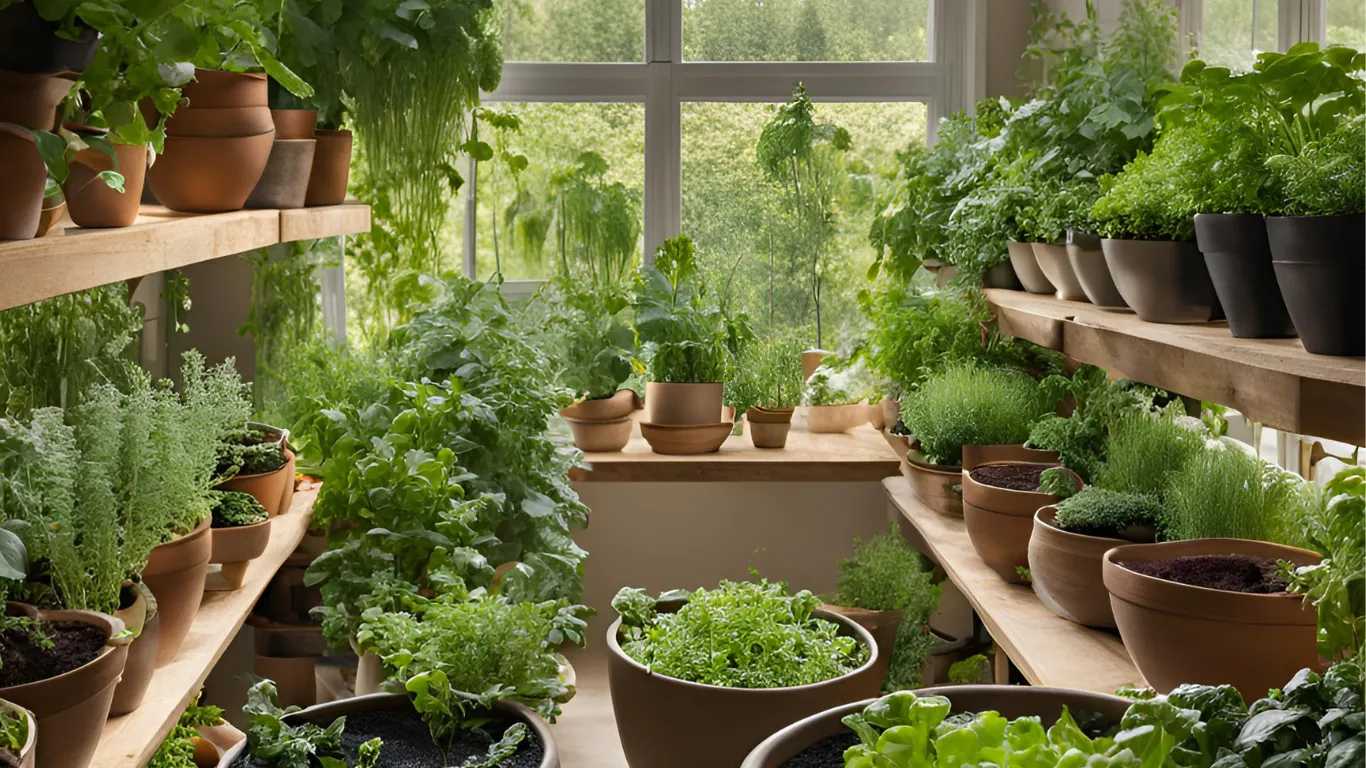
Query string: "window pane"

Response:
xmin=474 ymin=103 xmax=645 ymax=281
xmin=684 ymin=0 xmax=930 ymax=62
xmin=681 ymin=101 xmax=928 ymax=348
xmin=1200 ymin=0 xmax=1277 ymax=71
xmin=501 ymin=0 xmax=644 ymax=62
xmin=1327 ymin=0 xmax=1366 ymax=50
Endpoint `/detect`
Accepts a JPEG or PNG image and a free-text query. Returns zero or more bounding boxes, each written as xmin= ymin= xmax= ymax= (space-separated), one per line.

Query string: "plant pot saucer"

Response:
xmin=640 ymin=422 xmax=731 ymax=455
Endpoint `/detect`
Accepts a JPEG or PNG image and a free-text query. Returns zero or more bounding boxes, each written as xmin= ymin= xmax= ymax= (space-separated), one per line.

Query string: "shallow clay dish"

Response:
xmin=640 ymin=422 xmax=731 ymax=455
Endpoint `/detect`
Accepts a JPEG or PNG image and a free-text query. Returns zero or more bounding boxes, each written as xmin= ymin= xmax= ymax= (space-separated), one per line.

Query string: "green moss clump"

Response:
xmin=1053 ymin=487 xmax=1162 ymax=539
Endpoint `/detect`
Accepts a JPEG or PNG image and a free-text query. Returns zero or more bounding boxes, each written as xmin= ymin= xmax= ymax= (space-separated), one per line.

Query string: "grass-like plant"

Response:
xmin=613 ymin=580 xmax=867 ymax=689
xmin=1162 ymin=444 xmax=1314 ymax=547
xmin=726 ymin=330 xmax=806 ymax=413
xmin=1053 ymin=487 xmax=1163 ymax=539
xmin=902 ymin=363 xmax=1058 ymax=466
xmin=830 ymin=523 xmax=939 ymax=614
xmin=1027 ymin=366 xmax=1158 ymax=484
xmin=1094 ymin=404 xmax=1206 ymax=500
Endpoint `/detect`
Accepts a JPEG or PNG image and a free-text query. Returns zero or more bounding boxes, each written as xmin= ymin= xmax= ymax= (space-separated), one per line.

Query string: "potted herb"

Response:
xmin=962 ymin=461 xmax=1080 ymax=584
xmin=607 ymin=581 xmax=880 ymax=768
xmin=541 ymin=277 xmax=639 ymax=452
xmin=803 ymin=360 xmax=873 ymax=434
xmin=1029 ymin=180 xmax=1095 ymax=302
xmin=269 ymin=0 xmax=351 ymax=206
xmin=1283 ymin=466 xmax=1365 ymax=664
xmin=209 ymin=491 xmax=271 ymax=591
xmin=214 ymin=421 xmax=295 ymax=518
xmin=734 ymin=332 xmax=805 ymax=449
xmin=0 ymin=699 xmax=34 ymax=768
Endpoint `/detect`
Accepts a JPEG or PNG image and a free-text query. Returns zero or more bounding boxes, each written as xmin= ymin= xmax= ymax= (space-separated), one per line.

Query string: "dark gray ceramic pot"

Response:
xmin=1067 ymin=231 xmax=1128 ymax=309
xmin=1007 ymin=241 xmax=1055 ymax=294
xmin=1101 ymin=238 xmax=1222 ymax=323
xmin=1195 ymin=213 xmax=1296 ymax=339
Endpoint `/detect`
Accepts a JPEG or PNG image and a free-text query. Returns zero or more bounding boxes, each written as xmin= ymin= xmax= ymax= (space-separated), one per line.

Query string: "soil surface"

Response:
xmin=779 ymin=733 xmax=859 ymax=768
xmin=0 ymin=620 xmax=105 ymax=688
xmin=969 ymin=463 xmax=1049 ymax=492
xmin=229 ymin=707 xmax=544 ymax=768
xmin=1122 ymin=554 xmax=1288 ymax=594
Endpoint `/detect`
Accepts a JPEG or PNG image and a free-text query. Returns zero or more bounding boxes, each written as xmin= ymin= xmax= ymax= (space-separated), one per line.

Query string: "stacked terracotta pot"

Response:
xmin=640 ymin=382 xmax=732 ymax=455
xmin=0 ymin=69 xmax=75 ymax=240
xmin=560 ymin=390 xmax=639 ymax=452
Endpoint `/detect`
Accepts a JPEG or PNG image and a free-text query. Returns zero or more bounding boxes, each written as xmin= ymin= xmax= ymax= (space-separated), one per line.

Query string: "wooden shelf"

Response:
xmin=0 ymin=204 xmax=371 ymax=312
xmin=573 ymin=422 xmax=902 ymax=483
xmin=94 ymin=487 xmax=319 ymax=768
xmin=885 ymin=476 xmax=1144 ymax=694
xmin=986 ymin=289 xmax=1366 ymax=446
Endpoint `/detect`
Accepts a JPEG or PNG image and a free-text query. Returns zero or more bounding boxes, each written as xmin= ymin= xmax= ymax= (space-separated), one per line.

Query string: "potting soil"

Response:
xmin=968 ymin=463 xmax=1049 ymax=492
xmin=1122 ymin=554 xmax=1288 ymax=594
xmin=0 ymin=619 xmax=105 ymax=688
xmin=779 ymin=733 xmax=859 ymax=767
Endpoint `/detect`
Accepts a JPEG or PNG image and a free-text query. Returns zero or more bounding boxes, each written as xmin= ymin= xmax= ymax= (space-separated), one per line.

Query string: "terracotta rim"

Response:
xmin=961 ymin=461 xmax=1069 ymax=518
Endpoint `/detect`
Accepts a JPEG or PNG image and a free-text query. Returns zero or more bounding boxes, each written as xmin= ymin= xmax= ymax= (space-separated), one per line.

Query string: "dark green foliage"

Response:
xmin=902 ymin=363 xmax=1059 ymax=466
xmin=1268 ymin=114 xmax=1366 ymax=216
xmin=211 ymin=491 xmax=268 ymax=529
xmin=634 ymin=235 xmax=749 ymax=383
xmin=0 ymin=707 xmax=25 ymax=755
xmin=947 ymin=654 xmax=991 ymax=685
xmin=880 ymin=615 xmax=937 ymax=694
xmin=532 ymin=277 xmax=638 ymax=401
xmin=1053 ymin=487 xmax=1162 ymax=539
xmin=243 ymin=678 xmax=345 ymax=768
xmin=1220 ymin=661 xmax=1364 ymax=768
xmin=1283 ymin=467 xmax=1365 ymax=661
xmin=1162 ymin=444 xmax=1313 ymax=547
xmin=216 ymin=423 xmax=288 ymax=480
xmin=1027 ymin=365 xmax=1157 ymax=483
xmin=831 ymin=523 xmax=939 ymax=614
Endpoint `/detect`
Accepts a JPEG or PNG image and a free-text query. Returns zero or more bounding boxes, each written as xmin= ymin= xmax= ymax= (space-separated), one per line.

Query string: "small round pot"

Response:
xmin=305 ymin=129 xmax=353 ymax=207
xmin=961 ymin=444 xmax=1057 ymax=471
xmin=64 ymin=142 xmax=147 ymax=229
xmin=901 ymin=452 xmax=962 ymax=517
xmin=563 ymin=415 xmax=633 ymax=452
xmin=110 ymin=581 xmax=160 ymax=716
xmin=742 ymin=685 xmax=1133 ymax=767
xmin=1027 ymin=506 xmax=1127 ymax=628
xmin=0 ymin=604 xmax=130 ymax=768
xmin=1067 ymin=231 xmax=1128 ymax=309
xmin=961 ymin=462 xmax=1072 ymax=583
xmin=749 ymin=421 xmax=792 ymax=449
xmin=0 ymin=124 xmax=45 ymax=241
xmin=143 ymin=515 xmax=213 ymax=667
xmin=211 ymin=518 xmax=273 ymax=590
xmin=245 ymin=138 xmax=317 ymax=210
xmin=33 ymin=196 xmax=64 ymax=237
xmin=1195 ymin=213 xmax=1296 ymax=339
xmin=1102 ymin=238 xmax=1223 ymax=324
xmin=608 ymin=599 xmax=881 ymax=768
xmin=644 ymin=381 xmax=723 ymax=426
xmin=0 ymin=69 xmax=74 ymax=130
xmin=820 ymin=604 xmax=903 ymax=681
xmin=806 ymin=403 xmax=867 ymax=433
xmin=0 ymin=699 xmax=35 ymax=768
xmin=148 ymin=131 xmax=276 ymax=213
xmin=983 ymin=260 xmax=1022 ymax=290
xmin=215 ymin=448 xmax=295 ymax=518
xmin=559 ymin=389 xmax=639 ymax=421
xmin=0 ymin=2 xmax=97 ymax=74
xmin=640 ymin=422 xmax=731 ymax=455
xmin=215 ymin=693 xmax=560 ymax=768
xmin=1267 ymin=212 xmax=1366 ymax=356
xmin=1032 ymin=242 xmax=1088 ymax=301
xmin=163 ymin=105 xmax=274 ymax=138
xmin=880 ymin=397 xmax=899 ymax=429
xmin=270 ymin=109 xmax=317 ymax=140
xmin=1007 ymin=241 xmax=1055 ymax=294
xmin=183 ymin=69 xmax=268 ymax=109
xmin=1103 ymin=538 xmax=1320 ymax=700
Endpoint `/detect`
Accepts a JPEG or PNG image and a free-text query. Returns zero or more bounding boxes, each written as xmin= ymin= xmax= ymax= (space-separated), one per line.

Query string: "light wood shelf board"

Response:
xmin=279 ymin=203 xmax=371 ymax=242
xmin=885 ymin=476 xmax=1144 ymax=694
xmin=94 ymin=487 xmax=318 ymax=768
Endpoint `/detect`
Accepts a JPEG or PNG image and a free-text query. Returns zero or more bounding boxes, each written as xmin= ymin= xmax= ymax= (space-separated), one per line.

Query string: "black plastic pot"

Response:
xmin=0 ymin=2 xmax=98 ymax=74
xmin=1266 ymin=214 xmax=1365 ymax=356
xmin=1195 ymin=213 xmax=1296 ymax=339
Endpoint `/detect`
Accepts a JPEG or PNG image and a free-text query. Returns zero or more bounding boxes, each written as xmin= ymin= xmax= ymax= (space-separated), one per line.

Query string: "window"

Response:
xmin=1195 ymin=0 xmax=1279 ymax=70
xmin=1325 ymin=0 xmax=1366 ymax=49
xmin=501 ymin=0 xmax=646 ymax=62
xmin=682 ymin=0 xmax=931 ymax=62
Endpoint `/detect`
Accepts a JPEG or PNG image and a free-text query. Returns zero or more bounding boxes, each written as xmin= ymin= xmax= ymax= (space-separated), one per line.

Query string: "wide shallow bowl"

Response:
xmin=1028 ymin=506 xmax=1127 ymax=628
xmin=1007 ymin=241 xmax=1055 ymax=294
xmin=1103 ymin=538 xmax=1320 ymax=700
xmin=143 ymin=515 xmax=213 ymax=666
xmin=640 ymin=422 xmax=731 ymax=455
xmin=961 ymin=462 xmax=1070 ymax=583
xmin=1032 ymin=242 xmax=1088 ymax=301
xmin=1195 ymin=213 xmax=1296 ymax=339
xmin=164 ymin=105 xmax=274 ymax=138
xmin=564 ymin=415 xmax=633 ymax=452
xmin=1067 ymin=232 xmax=1128 ymax=309
xmin=742 ymin=685 xmax=1133 ymax=767
xmin=961 ymin=444 xmax=1058 ymax=471
xmin=608 ymin=599 xmax=880 ymax=768
xmin=645 ymin=382 xmax=723 ymax=426
xmin=1102 ymin=238 xmax=1222 ymax=323
xmin=560 ymin=389 xmax=639 ymax=421
xmin=148 ymin=131 xmax=276 ymax=213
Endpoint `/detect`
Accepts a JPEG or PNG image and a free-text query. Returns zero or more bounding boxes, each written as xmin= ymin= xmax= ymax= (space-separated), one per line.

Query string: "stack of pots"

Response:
xmin=746 ymin=407 xmax=795 ymax=448
xmin=0 ymin=66 xmax=76 ymax=240
xmin=1266 ymin=214 xmax=1365 ymax=356
xmin=640 ymin=382 xmax=732 ymax=455
xmin=244 ymin=108 xmax=318 ymax=210
xmin=559 ymin=390 xmax=639 ymax=452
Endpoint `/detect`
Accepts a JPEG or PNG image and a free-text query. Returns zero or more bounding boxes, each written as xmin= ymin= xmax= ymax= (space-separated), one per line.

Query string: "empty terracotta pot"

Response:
xmin=561 ymin=389 xmax=639 ymax=421
xmin=1102 ymin=238 xmax=1222 ymax=324
xmin=961 ymin=444 xmax=1058 ymax=471
xmin=806 ymin=403 xmax=868 ymax=433
xmin=563 ymin=416 xmax=633 ymax=452
xmin=901 ymin=451 xmax=963 ymax=517
xmin=820 ymin=604 xmax=903 ymax=681
xmin=747 ymin=407 xmax=794 ymax=449
xmin=183 ymin=69 xmax=267 ymax=109
xmin=33 ymin=196 xmax=64 ymax=237
xmin=0 ymin=69 xmax=74 ymax=129
xmin=0 ymin=699 xmax=35 ymax=768
xmin=305 ymin=129 xmax=353 ymax=207
xmin=164 ymin=105 xmax=274 ymax=138
xmin=1067 ymin=231 xmax=1129 ymax=309
xmin=0 ymin=124 xmax=45 ymax=241
xmin=1103 ymin=538 xmax=1320 ymax=700
xmin=608 ymin=600 xmax=881 ymax=768
xmin=645 ymin=382 xmax=723 ymax=426
xmin=143 ymin=515 xmax=213 ymax=667
xmin=271 ymin=109 xmax=317 ymax=140
xmin=0 ymin=1 xmax=98 ymax=74
xmin=640 ymin=422 xmax=731 ymax=455
xmin=1031 ymin=242 xmax=1088 ymax=301
xmin=109 ymin=581 xmax=160 ymax=715
xmin=148 ymin=131 xmax=276 ymax=213
xmin=0 ymin=604 xmax=130 ymax=768
xmin=211 ymin=518 xmax=273 ymax=590
xmin=1027 ymin=506 xmax=1126 ymax=628
xmin=64 ymin=142 xmax=147 ymax=229
xmin=1195 ymin=213 xmax=1296 ymax=339
xmin=742 ymin=685 xmax=1133 ymax=768
xmin=962 ymin=462 xmax=1072 ymax=583
xmin=1007 ymin=241 xmax=1055 ymax=294
xmin=216 ymin=448 xmax=295 ymax=518
xmin=246 ymin=138 xmax=316 ymax=209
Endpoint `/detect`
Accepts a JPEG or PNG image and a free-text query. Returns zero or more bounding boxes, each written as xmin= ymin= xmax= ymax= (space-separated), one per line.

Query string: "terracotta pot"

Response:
xmin=1027 ymin=506 xmax=1126 ymax=628
xmin=961 ymin=462 xmax=1072 ymax=583
xmin=644 ymin=381 xmax=723 ymax=426
xmin=820 ymin=604 xmax=903 ymax=681
xmin=33 ymin=197 xmax=64 ymax=237
xmin=1196 ymin=213 xmax=1296 ymax=339
xmin=983 ymin=260 xmax=1021 ymax=290
xmin=563 ymin=416 xmax=633 ymax=452
xmin=0 ymin=2 xmax=97 ymax=74
xmin=0 ymin=69 xmax=74 ymax=130
xmin=1066 ymin=231 xmax=1129 ymax=309
xmin=901 ymin=452 xmax=962 ymax=517
xmin=1267 ymin=214 xmax=1366 ymax=356
xmin=0 ymin=604 xmax=130 ymax=768
xmin=270 ymin=109 xmax=317 ymax=140
xmin=936 ymin=264 xmax=959 ymax=286
xmin=1103 ymin=538 xmax=1320 ymax=700
xmin=0 ymin=124 xmax=45 ymax=241
xmin=109 ymin=581 xmax=160 ymax=715
xmin=143 ymin=515 xmax=213 ymax=667
xmin=183 ymin=69 xmax=267 ymax=109
xmin=0 ymin=699 xmax=35 ymax=768
xmin=640 ymin=422 xmax=731 ymax=455
xmin=806 ymin=403 xmax=867 ymax=433
xmin=919 ymin=629 xmax=978 ymax=685
xmin=305 ymin=129 xmax=353 ymax=207
xmin=216 ymin=448 xmax=295 ymax=518
xmin=1007 ymin=241 xmax=1054 ymax=294
xmin=560 ymin=389 xmax=639 ymax=421
xmin=1102 ymin=238 xmax=1222 ymax=324
xmin=214 ymin=693 xmax=559 ymax=768
xmin=164 ymin=105 xmax=275 ymax=138
xmin=741 ymin=685 xmax=1133 ymax=767
xmin=147 ymin=131 xmax=276 ymax=213
xmin=801 ymin=350 xmax=831 ymax=380
xmin=749 ymin=421 xmax=791 ymax=449
xmin=867 ymin=401 xmax=886 ymax=430
xmin=278 ymin=459 xmax=298 ymax=517
xmin=961 ymin=444 xmax=1058 ymax=471
xmin=1031 ymin=242 xmax=1088 ymax=302
xmin=245 ymin=138 xmax=316 ymax=209
xmin=608 ymin=600 xmax=881 ymax=768
xmin=210 ymin=518 xmax=272 ymax=590
xmin=64 ymin=142 xmax=147 ymax=229
xmin=880 ymin=397 xmax=900 ymax=429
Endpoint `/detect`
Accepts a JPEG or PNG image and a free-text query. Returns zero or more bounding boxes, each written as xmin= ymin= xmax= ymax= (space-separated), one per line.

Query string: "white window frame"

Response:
xmin=1179 ymin=0 xmax=1326 ymax=61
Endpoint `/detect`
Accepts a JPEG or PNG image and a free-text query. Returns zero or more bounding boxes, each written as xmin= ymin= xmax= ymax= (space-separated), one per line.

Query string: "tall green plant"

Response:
xmin=635 ymin=235 xmax=745 ymax=384
xmin=1162 ymin=444 xmax=1313 ymax=547
xmin=901 ymin=363 xmax=1059 ymax=466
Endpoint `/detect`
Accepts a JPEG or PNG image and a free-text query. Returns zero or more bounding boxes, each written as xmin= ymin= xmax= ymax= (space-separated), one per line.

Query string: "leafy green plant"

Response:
xmin=216 ymin=422 xmax=288 ymax=480
xmin=726 ymin=329 xmax=806 ymax=413
xmin=243 ymin=678 xmax=345 ymax=768
xmin=1053 ymin=487 xmax=1162 ymax=539
xmin=1282 ymin=466 xmax=1364 ymax=662
xmin=1221 ymin=661 xmax=1363 ymax=768
xmin=634 ymin=235 xmax=745 ymax=384
xmin=147 ymin=693 xmax=224 ymax=768
xmin=211 ymin=491 xmax=268 ymax=528
xmin=902 ymin=363 xmax=1059 ymax=466
xmin=1038 ymin=467 xmax=1079 ymax=499
xmin=830 ymin=522 xmax=939 ymax=614
xmin=1162 ymin=443 xmax=1313 ymax=547
xmin=1027 ymin=366 xmax=1157 ymax=483
xmin=534 ymin=277 xmax=637 ymax=402
xmin=803 ymin=361 xmax=873 ymax=407
xmin=1267 ymin=114 xmax=1365 ymax=216
xmin=947 ymin=654 xmax=991 ymax=686
xmin=614 ymin=580 xmax=867 ymax=689
xmin=1094 ymin=404 xmax=1206 ymax=500
xmin=0 ymin=705 xmax=27 ymax=757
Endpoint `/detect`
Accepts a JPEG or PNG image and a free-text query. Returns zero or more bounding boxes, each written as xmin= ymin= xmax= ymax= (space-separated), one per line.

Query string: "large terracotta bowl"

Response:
xmin=1028 ymin=506 xmax=1127 ymax=628
xmin=147 ymin=131 xmax=276 ymax=213
xmin=961 ymin=462 xmax=1071 ymax=583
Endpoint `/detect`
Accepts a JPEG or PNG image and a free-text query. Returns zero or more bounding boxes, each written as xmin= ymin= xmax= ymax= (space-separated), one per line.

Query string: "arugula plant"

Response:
xmin=634 ymin=235 xmax=744 ymax=384
xmin=1283 ymin=466 xmax=1364 ymax=662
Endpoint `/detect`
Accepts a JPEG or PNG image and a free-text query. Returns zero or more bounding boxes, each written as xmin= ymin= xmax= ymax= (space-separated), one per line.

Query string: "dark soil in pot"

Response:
xmin=780 ymin=733 xmax=859 ymax=767
xmin=1196 ymin=213 xmax=1296 ymax=339
xmin=228 ymin=707 xmax=544 ymax=768
xmin=1121 ymin=554 xmax=1287 ymax=594
xmin=968 ymin=463 xmax=1047 ymax=492
xmin=0 ymin=621 xmax=105 ymax=687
